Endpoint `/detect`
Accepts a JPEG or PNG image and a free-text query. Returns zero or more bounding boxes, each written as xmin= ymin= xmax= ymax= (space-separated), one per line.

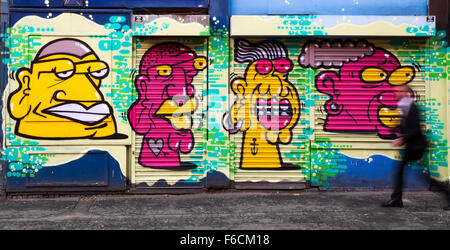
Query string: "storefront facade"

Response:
xmin=0 ymin=0 xmax=448 ymax=193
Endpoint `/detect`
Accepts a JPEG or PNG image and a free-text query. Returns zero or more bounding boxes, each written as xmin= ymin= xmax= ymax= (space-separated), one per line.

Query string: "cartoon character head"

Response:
xmin=299 ymin=40 xmax=415 ymax=139
xmin=226 ymin=39 xmax=300 ymax=143
xmin=223 ymin=39 xmax=300 ymax=169
xmin=128 ymin=42 xmax=206 ymax=169
xmin=7 ymin=38 xmax=120 ymax=139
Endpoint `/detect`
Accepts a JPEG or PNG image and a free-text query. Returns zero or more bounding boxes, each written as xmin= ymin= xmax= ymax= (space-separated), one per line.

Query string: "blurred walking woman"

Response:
xmin=382 ymin=85 xmax=428 ymax=208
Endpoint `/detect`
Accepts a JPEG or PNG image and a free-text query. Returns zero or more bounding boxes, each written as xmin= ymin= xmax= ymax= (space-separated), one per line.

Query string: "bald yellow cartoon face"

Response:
xmin=8 ymin=38 xmax=119 ymax=139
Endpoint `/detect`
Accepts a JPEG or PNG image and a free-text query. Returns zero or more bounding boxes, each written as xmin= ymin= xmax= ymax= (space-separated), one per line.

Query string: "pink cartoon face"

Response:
xmin=128 ymin=42 xmax=206 ymax=169
xmin=299 ymin=40 xmax=415 ymax=139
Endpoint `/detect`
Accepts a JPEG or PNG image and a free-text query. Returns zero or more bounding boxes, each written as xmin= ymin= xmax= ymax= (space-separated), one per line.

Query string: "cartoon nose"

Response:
xmin=175 ymin=98 xmax=185 ymax=106
xmin=53 ymin=73 xmax=103 ymax=104
xmin=54 ymin=89 xmax=102 ymax=102
xmin=167 ymin=84 xmax=195 ymax=101
xmin=272 ymin=71 xmax=288 ymax=79
xmin=172 ymin=95 xmax=190 ymax=106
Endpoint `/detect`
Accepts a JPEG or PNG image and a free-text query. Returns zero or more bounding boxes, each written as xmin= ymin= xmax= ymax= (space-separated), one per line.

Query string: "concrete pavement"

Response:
xmin=0 ymin=190 xmax=449 ymax=230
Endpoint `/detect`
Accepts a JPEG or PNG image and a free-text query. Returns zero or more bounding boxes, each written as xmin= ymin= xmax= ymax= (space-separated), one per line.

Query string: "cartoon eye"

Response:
xmin=90 ymin=68 xmax=109 ymax=79
xmin=156 ymin=65 xmax=172 ymax=77
xmin=388 ymin=66 xmax=415 ymax=86
xmin=273 ymin=58 xmax=293 ymax=73
xmin=255 ymin=59 xmax=273 ymax=75
xmin=194 ymin=57 xmax=207 ymax=70
xmin=55 ymin=70 xmax=74 ymax=79
xmin=361 ymin=68 xmax=388 ymax=83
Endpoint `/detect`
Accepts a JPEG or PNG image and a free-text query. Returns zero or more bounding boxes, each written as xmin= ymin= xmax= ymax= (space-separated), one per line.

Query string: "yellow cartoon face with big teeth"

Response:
xmin=225 ymin=39 xmax=300 ymax=169
xmin=232 ymin=58 xmax=300 ymax=141
xmin=7 ymin=38 xmax=120 ymax=139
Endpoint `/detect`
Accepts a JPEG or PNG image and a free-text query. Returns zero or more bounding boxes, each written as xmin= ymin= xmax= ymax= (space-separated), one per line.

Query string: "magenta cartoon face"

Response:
xmin=298 ymin=40 xmax=415 ymax=139
xmin=128 ymin=42 xmax=207 ymax=169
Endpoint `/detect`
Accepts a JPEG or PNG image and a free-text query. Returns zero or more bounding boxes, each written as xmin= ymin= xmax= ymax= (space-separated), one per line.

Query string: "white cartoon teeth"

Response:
xmin=44 ymin=102 xmax=111 ymax=124
xmin=256 ymin=98 xmax=293 ymax=130
xmin=256 ymin=101 xmax=292 ymax=118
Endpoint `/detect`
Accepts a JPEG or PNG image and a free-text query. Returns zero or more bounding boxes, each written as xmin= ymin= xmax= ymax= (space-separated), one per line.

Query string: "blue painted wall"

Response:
xmin=10 ymin=0 xmax=209 ymax=8
xmin=325 ymin=154 xmax=430 ymax=190
xmin=9 ymin=8 xmax=132 ymax=26
xmin=6 ymin=150 xmax=127 ymax=192
xmin=8 ymin=0 xmax=431 ymax=18
xmin=209 ymin=0 xmax=228 ymax=16
xmin=230 ymin=0 xmax=428 ymax=15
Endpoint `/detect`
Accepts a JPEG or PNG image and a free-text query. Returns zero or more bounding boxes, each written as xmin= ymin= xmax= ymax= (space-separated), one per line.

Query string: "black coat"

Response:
xmin=399 ymin=102 xmax=428 ymax=161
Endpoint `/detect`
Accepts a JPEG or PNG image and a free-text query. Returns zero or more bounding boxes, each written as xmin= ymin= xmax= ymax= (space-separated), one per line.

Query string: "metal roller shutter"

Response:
xmin=307 ymin=38 xmax=428 ymax=186
xmin=228 ymin=38 xmax=311 ymax=189
xmin=227 ymin=37 xmax=428 ymax=188
xmin=130 ymin=37 xmax=208 ymax=188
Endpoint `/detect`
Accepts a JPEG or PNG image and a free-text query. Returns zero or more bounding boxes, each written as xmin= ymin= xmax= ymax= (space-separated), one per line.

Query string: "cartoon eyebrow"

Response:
xmin=147 ymin=58 xmax=197 ymax=70
xmin=38 ymin=71 xmax=52 ymax=78
xmin=377 ymin=54 xmax=397 ymax=66
xmin=298 ymin=40 xmax=374 ymax=69
xmin=38 ymin=69 xmax=57 ymax=79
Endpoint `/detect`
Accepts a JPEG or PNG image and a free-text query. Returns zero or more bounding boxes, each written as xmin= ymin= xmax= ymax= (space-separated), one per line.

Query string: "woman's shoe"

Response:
xmin=381 ymin=199 xmax=404 ymax=208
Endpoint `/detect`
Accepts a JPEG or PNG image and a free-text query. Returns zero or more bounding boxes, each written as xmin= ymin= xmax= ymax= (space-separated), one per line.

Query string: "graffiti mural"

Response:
xmin=0 ymin=12 xmax=132 ymax=192
xmin=224 ymin=39 xmax=301 ymax=169
xmin=7 ymin=38 xmax=126 ymax=140
xmin=0 ymin=9 xmax=447 ymax=191
xmin=298 ymin=40 xmax=415 ymax=139
xmin=128 ymin=42 xmax=207 ymax=169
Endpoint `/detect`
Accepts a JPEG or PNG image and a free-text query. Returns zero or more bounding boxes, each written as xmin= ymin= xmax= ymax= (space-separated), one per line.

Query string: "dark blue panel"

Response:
xmin=87 ymin=0 xmax=209 ymax=8
xmin=230 ymin=0 xmax=428 ymax=15
xmin=206 ymin=170 xmax=229 ymax=188
xmin=26 ymin=151 xmax=109 ymax=187
xmin=10 ymin=0 xmax=62 ymax=7
xmin=209 ymin=0 xmax=229 ymax=16
xmin=10 ymin=8 xmax=132 ymax=26
xmin=63 ymin=0 xmax=84 ymax=7
xmin=135 ymin=170 xmax=230 ymax=188
xmin=6 ymin=150 xmax=126 ymax=192
xmin=324 ymin=154 xmax=429 ymax=190
xmin=11 ymin=0 xmax=209 ymax=8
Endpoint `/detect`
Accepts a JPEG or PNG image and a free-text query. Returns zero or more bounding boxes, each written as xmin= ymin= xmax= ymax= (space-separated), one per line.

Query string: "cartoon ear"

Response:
xmin=227 ymin=77 xmax=251 ymax=133
xmin=315 ymin=71 xmax=343 ymax=115
xmin=8 ymin=68 xmax=32 ymax=119
xmin=231 ymin=77 xmax=246 ymax=95
xmin=135 ymin=75 xmax=149 ymax=96
xmin=315 ymin=71 xmax=340 ymax=95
